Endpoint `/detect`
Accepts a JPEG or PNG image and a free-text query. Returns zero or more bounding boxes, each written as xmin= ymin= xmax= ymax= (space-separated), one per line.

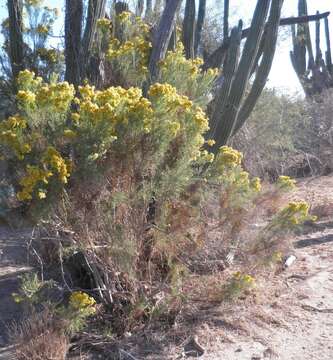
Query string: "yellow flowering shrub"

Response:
xmin=276 ymin=175 xmax=296 ymax=191
xmin=103 ymin=14 xmax=152 ymax=86
xmin=1 ymin=16 xmax=313 ymax=324
xmin=0 ymin=115 xmax=31 ymax=160
xmin=215 ymin=146 xmax=243 ymax=169
xmin=69 ymin=291 xmax=96 ymax=313
xmin=274 ymin=201 xmax=316 ymax=226
xmin=207 ymin=145 xmax=261 ymax=210
xmin=159 ymin=43 xmax=218 ymax=105
xmin=97 ymin=18 xmax=112 ymax=32
xmin=0 ymin=70 xmax=74 ymax=203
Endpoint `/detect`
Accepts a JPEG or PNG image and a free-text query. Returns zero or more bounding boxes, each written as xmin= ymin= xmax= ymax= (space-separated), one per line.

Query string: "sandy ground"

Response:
xmin=186 ymin=176 xmax=333 ymax=360
xmin=199 ymin=224 xmax=333 ymax=360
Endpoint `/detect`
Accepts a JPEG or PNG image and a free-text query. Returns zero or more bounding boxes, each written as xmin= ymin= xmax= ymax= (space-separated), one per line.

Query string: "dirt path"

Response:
xmin=199 ymin=220 xmax=333 ymax=360
xmin=0 ymin=226 xmax=32 ymax=359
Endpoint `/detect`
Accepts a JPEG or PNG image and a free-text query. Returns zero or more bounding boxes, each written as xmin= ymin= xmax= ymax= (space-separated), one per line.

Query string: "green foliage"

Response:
xmin=222 ymin=272 xmax=256 ymax=301
xmin=232 ymin=88 xmax=310 ymax=178
xmin=12 ymin=273 xmax=44 ymax=305
xmin=57 ymin=291 xmax=96 ymax=334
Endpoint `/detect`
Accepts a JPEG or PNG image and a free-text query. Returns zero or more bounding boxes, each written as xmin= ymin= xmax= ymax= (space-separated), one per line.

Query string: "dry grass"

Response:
xmin=9 ymin=309 xmax=69 ymax=360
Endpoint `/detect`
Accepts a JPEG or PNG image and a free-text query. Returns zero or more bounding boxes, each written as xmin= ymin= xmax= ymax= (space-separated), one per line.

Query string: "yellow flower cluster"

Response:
xmin=277 ymin=175 xmax=296 ymax=191
xmin=216 ymin=146 xmax=243 ymax=168
xmin=17 ymin=90 xmax=36 ymax=105
xmin=97 ymin=17 xmax=112 ymax=32
xmin=43 ymin=146 xmax=71 ymax=184
xmin=117 ymin=11 xmax=132 ymax=23
xmin=69 ymin=291 xmax=96 ymax=311
xmin=17 ymin=69 xmax=42 ymax=90
xmin=16 ymin=70 xmax=75 ymax=112
xmin=0 ymin=115 xmax=31 ymax=160
xmin=37 ymin=47 xmax=58 ymax=63
xmin=148 ymin=83 xmax=177 ymax=98
xmin=224 ymin=271 xmax=256 ymax=300
xmin=106 ymin=15 xmax=151 ymax=74
xmin=148 ymin=83 xmax=194 ymax=112
xmin=107 ymin=37 xmax=151 ymax=64
xmin=76 ymin=84 xmax=153 ymax=132
xmin=193 ymin=106 xmax=209 ymax=132
xmin=271 ymin=251 xmax=283 ymax=263
xmin=148 ymin=83 xmax=209 ymax=136
xmin=17 ymin=147 xmax=70 ymax=201
xmin=159 ymin=43 xmax=207 ymax=77
xmin=206 ymin=139 xmax=216 ymax=147
xmin=233 ymin=271 xmax=255 ymax=285
xmin=278 ymin=201 xmax=316 ymax=225
xmin=196 ymin=149 xmax=214 ymax=163
xmin=36 ymin=24 xmax=49 ymax=34
xmin=250 ymin=177 xmax=262 ymax=192
xmin=36 ymin=82 xmax=75 ymax=111
xmin=160 ymin=43 xmax=219 ymax=80
xmin=17 ymin=165 xmax=52 ymax=201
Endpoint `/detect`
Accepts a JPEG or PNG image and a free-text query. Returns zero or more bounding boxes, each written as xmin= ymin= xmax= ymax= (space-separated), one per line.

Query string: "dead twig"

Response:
xmin=301 ymin=304 xmax=333 ymax=313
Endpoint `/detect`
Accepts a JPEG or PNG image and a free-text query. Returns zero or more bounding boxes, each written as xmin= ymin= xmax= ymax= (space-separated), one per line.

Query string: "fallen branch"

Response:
xmin=301 ymin=304 xmax=333 ymax=313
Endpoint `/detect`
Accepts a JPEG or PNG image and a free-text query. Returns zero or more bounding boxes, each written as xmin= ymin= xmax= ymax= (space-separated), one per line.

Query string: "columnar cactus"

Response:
xmin=208 ymin=0 xmax=283 ymax=152
xmin=7 ymin=0 xmax=25 ymax=79
xmin=65 ymin=0 xmax=107 ymax=86
xmin=290 ymin=0 xmax=332 ymax=97
xmin=182 ymin=0 xmax=207 ymax=59
xmin=194 ymin=0 xmax=207 ymax=56
xmin=183 ymin=0 xmax=196 ymax=59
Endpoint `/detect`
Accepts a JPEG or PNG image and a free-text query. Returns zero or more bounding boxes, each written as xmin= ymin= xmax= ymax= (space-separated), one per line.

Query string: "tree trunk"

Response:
xmin=148 ymin=0 xmax=182 ymax=80
xmin=194 ymin=0 xmax=206 ymax=56
xmin=183 ymin=0 xmax=196 ymax=59
xmin=65 ymin=0 xmax=83 ymax=86
xmin=81 ymin=0 xmax=107 ymax=81
xmin=7 ymin=0 xmax=24 ymax=79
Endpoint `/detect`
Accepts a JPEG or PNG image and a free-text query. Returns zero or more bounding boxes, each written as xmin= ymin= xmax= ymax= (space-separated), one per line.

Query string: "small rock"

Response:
xmin=284 ymin=255 xmax=296 ymax=269
xmin=235 ymin=347 xmax=242 ymax=352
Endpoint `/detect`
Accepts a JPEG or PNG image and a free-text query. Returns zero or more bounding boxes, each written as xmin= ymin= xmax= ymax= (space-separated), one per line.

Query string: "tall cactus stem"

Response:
xmin=223 ymin=0 xmax=229 ymax=39
xmin=7 ymin=0 xmax=25 ymax=79
xmin=315 ymin=11 xmax=322 ymax=64
xmin=234 ymin=0 xmax=284 ymax=134
xmin=210 ymin=0 xmax=270 ymax=151
xmin=325 ymin=17 xmax=332 ymax=75
xmin=194 ymin=0 xmax=206 ymax=56
xmin=183 ymin=0 xmax=196 ymax=59
xmin=207 ymin=21 xmax=243 ymax=142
